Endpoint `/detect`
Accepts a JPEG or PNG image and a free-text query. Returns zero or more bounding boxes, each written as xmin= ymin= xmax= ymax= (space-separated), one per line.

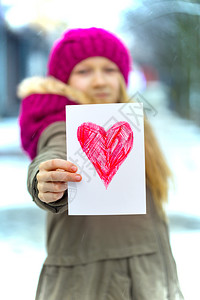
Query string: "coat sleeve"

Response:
xmin=27 ymin=121 xmax=68 ymax=213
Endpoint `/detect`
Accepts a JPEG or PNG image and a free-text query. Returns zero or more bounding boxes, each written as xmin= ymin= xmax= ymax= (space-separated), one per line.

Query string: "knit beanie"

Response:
xmin=47 ymin=27 xmax=132 ymax=85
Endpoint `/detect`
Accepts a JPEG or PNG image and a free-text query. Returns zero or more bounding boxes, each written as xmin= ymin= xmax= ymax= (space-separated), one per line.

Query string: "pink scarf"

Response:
xmin=19 ymin=93 xmax=77 ymax=160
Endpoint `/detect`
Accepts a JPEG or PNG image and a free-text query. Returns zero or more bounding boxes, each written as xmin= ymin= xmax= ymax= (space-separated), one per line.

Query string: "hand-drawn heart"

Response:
xmin=77 ymin=121 xmax=134 ymax=188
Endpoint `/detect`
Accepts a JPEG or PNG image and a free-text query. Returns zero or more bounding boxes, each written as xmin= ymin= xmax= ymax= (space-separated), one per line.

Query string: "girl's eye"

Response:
xmin=105 ymin=68 xmax=118 ymax=73
xmin=77 ymin=69 xmax=90 ymax=74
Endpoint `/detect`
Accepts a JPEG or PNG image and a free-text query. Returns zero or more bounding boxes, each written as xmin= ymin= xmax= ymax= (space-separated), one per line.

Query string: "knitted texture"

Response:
xmin=48 ymin=27 xmax=132 ymax=85
xmin=19 ymin=93 xmax=78 ymax=159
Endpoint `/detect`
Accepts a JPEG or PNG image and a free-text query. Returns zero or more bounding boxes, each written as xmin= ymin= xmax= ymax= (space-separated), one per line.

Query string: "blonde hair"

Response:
xmin=119 ymin=75 xmax=172 ymax=217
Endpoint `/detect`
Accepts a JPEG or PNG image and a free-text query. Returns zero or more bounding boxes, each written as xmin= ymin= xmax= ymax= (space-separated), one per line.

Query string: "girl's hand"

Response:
xmin=36 ymin=159 xmax=82 ymax=203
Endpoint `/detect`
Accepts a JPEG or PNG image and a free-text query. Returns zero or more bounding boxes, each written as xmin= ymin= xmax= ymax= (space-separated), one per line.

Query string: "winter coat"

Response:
xmin=26 ymin=121 xmax=183 ymax=300
xmin=19 ymin=77 xmax=184 ymax=299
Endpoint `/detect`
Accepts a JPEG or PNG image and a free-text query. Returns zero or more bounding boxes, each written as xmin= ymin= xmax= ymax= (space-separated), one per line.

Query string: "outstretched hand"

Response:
xmin=36 ymin=159 xmax=82 ymax=203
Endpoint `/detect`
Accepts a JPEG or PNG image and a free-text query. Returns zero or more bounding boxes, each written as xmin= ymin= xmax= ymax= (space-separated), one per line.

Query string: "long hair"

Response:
xmin=119 ymin=75 xmax=172 ymax=217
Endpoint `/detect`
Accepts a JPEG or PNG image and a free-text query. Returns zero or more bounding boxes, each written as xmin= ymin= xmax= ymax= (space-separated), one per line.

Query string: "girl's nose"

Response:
xmin=92 ymin=71 xmax=106 ymax=86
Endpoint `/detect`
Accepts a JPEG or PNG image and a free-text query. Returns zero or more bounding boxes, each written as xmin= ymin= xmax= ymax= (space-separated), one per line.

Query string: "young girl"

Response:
xmin=18 ymin=27 xmax=184 ymax=300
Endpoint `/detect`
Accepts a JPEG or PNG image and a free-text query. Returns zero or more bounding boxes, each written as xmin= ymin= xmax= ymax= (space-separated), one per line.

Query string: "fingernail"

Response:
xmin=75 ymin=175 xmax=81 ymax=181
xmin=71 ymin=166 xmax=77 ymax=172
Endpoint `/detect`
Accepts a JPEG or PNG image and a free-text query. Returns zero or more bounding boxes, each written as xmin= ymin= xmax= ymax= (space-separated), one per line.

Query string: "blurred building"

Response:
xmin=0 ymin=18 xmax=48 ymax=117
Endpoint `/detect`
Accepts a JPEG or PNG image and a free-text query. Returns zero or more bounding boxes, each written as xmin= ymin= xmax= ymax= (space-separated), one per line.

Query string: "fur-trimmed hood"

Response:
xmin=17 ymin=76 xmax=92 ymax=104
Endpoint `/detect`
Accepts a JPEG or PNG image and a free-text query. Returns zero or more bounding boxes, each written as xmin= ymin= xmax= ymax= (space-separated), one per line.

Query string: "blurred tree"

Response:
xmin=123 ymin=0 xmax=200 ymax=125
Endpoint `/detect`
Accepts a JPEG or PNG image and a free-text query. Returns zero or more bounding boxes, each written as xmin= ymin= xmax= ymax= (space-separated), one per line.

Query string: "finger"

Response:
xmin=37 ymin=171 xmax=82 ymax=183
xmin=38 ymin=181 xmax=68 ymax=193
xmin=38 ymin=191 xmax=65 ymax=203
xmin=39 ymin=159 xmax=78 ymax=172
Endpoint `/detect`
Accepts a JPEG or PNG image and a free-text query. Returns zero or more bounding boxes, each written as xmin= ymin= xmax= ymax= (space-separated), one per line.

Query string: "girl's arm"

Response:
xmin=27 ymin=121 xmax=81 ymax=213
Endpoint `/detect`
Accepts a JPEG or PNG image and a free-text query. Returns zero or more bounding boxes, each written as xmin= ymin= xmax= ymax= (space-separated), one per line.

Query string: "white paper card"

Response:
xmin=66 ymin=102 xmax=146 ymax=215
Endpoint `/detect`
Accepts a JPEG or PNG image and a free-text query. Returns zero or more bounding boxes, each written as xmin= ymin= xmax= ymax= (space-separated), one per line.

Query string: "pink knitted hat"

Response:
xmin=47 ymin=27 xmax=132 ymax=85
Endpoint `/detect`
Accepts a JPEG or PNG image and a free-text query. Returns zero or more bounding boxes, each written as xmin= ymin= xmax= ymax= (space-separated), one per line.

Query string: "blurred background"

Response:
xmin=0 ymin=0 xmax=200 ymax=299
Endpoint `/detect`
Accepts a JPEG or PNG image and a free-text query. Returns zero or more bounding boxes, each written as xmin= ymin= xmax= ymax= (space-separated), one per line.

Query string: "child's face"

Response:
xmin=68 ymin=57 xmax=121 ymax=104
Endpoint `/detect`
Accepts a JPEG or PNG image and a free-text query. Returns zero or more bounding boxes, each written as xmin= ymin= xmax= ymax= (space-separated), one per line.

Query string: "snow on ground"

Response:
xmin=0 ymin=89 xmax=200 ymax=299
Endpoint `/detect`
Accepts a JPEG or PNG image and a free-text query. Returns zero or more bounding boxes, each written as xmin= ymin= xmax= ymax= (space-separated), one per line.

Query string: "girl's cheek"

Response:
xmin=71 ymin=78 xmax=90 ymax=91
xmin=78 ymin=80 xmax=90 ymax=91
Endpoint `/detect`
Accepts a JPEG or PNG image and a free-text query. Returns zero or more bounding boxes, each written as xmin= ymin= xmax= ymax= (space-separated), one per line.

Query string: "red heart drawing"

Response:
xmin=77 ymin=121 xmax=134 ymax=188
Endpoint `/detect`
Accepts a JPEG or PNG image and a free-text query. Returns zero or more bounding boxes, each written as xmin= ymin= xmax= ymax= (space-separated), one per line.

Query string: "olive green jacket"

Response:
xmin=28 ymin=121 xmax=183 ymax=299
